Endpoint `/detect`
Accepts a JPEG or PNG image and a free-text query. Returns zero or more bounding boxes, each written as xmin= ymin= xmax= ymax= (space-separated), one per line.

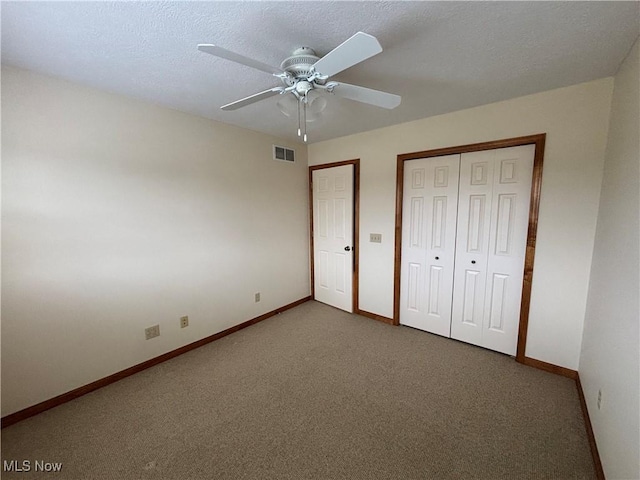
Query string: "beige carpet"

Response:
xmin=1 ymin=300 xmax=595 ymax=479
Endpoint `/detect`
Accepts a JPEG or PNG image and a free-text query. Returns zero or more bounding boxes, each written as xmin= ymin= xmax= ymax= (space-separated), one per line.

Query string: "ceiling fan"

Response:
xmin=198 ymin=32 xmax=401 ymax=142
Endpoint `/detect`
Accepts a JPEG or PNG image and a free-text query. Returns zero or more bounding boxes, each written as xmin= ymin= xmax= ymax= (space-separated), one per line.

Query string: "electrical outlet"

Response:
xmin=370 ymin=233 xmax=382 ymax=243
xmin=255 ymin=292 xmax=261 ymax=303
xmin=597 ymin=389 xmax=602 ymax=410
xmin=145 ymin=324 xmax=160 ymax=340
xmin=180 ymin=316 xmax=189 ymax=328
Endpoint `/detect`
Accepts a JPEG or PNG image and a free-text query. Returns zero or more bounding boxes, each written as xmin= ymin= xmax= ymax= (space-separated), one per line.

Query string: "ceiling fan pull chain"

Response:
xmin=297 ymin=98 xmax=302 ymax=137
xmin=303 ymin=96 xmax=308 ymax=142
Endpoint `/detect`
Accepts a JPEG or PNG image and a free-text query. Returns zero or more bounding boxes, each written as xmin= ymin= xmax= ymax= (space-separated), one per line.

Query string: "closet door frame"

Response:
xmin=393 ymin=133 xmax=546 ymax=363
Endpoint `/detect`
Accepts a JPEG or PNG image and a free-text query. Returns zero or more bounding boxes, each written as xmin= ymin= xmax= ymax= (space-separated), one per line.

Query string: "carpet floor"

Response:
xmin=1 ymin=300 xmax=596 ymax=479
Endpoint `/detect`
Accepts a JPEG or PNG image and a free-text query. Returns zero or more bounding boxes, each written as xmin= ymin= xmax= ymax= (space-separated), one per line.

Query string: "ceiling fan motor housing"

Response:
xmin=280 ymin=47 xmax=320 ymax=80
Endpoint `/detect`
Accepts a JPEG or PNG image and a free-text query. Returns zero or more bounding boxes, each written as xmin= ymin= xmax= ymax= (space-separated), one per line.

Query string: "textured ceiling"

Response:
xmin=2 ymin=1 xmax=639 ymax=144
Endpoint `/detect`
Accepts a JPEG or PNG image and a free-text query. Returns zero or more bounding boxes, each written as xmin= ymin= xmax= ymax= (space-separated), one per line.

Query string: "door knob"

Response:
xmin=435 ymin=256 xmax=440 ymax=260
xmin=344 ymin=246 xmax=351 ymax=252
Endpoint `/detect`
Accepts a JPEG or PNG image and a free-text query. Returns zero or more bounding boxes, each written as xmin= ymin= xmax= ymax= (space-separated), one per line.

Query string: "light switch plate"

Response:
xmin=370 ymin=233 xmax=382 ymax=243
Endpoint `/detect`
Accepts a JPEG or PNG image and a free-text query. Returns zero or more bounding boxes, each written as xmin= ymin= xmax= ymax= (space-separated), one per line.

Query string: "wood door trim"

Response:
xmin=397 ymin=134 xmax=546 ymax=161
xmin=309 ymin=159 xmax=360 ymax=313
xmin=393 ymin=134 xmax=546 ymax=363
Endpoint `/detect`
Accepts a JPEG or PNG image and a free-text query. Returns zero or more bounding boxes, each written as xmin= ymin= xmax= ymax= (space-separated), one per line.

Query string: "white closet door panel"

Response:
xmin=482 ymin=145 xmax=534 ymax=355
xmin=451 ymin=150 xmax=494 ymax=347
xmin=400 ymin=163 xmax=427 ymax=330
xmin=400 ymin=154 xmax=459 ymax=336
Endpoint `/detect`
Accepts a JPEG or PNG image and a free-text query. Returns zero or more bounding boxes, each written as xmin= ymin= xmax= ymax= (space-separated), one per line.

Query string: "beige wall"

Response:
xmin=580 ymin=39 xmax=640 ymax=479
xmin=309 ymin=78 xmax=614 ymax=370
xmin=1 ymin=67 xmax=310 ymax=416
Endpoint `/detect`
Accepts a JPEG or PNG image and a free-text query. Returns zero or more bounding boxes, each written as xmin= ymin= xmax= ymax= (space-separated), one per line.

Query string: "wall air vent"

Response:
xmin=273 ymin=145 xmax=295 ymax=163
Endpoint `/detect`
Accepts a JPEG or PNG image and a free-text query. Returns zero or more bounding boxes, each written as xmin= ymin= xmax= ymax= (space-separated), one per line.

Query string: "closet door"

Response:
xmin=482 ymin=145 xmax=535 ymax=354
xmin=450 ymin=150 xmax=494 ymax=347
xmin=400 ymin=154 xmax=460 ymax=337
xmin=451 ymin=145 xmax=534 ymax=355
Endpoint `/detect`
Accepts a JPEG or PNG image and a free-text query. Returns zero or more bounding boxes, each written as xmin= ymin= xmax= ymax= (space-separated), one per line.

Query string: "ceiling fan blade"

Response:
xmin=329 ymin=82 xmax=401 ymax=109
xmin=221 ymin=87 xmax=285 ymax=111
xmin=312 ymin=32 xmax=383 ymax=77
xmin=198 ymin=44 xmax=282 ymax=75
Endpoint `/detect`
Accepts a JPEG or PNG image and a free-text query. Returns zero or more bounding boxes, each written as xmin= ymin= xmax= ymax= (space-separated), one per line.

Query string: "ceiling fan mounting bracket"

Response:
xmin=324 ymin=82 xmax=338 ymax=93
xmin=275 ymin=72 xmax=296 ymax=87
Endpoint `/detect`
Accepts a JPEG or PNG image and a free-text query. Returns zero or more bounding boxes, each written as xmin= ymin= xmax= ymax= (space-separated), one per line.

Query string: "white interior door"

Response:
xmin=400 ymin=154 xmax=460 ymax=336
xmin=312 ymin=165 xmax=354 ymax=312
xmin=451 ymin=145 xmax=535 ymax=355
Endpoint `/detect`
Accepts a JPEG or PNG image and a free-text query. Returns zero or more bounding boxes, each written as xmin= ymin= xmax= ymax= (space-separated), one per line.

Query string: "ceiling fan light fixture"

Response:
xmin=306 ymin=94 xmax=327 ymax=122
xmin=277 ymin=94 xmax=298 ymax=118
xmin=277 ymin=90 xmax=327 ymax=122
